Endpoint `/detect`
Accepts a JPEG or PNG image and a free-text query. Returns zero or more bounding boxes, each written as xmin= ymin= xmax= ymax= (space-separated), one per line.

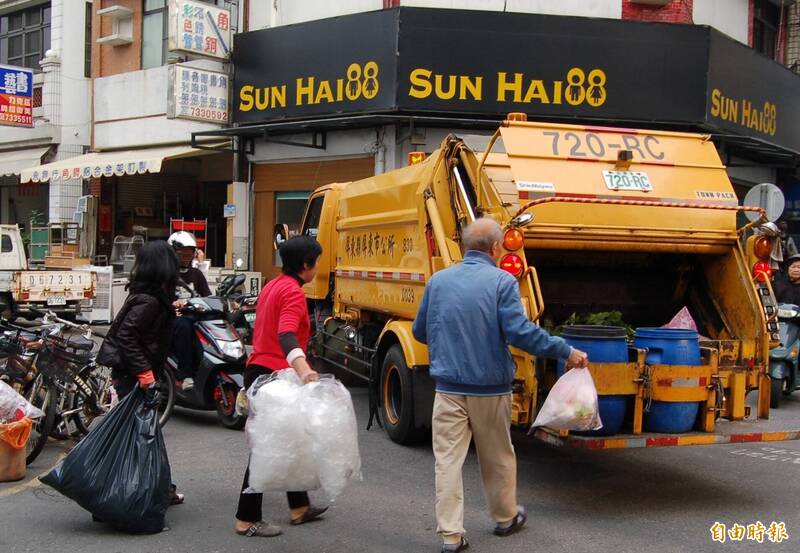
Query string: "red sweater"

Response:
xmin=248 ymin=274 xmax=310 ymax=371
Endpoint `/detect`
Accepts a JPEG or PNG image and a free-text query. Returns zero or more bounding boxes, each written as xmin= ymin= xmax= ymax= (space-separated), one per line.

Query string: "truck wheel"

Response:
xmin=380 ymin=345 xmax=424 ymax=445
xmin=770 ymin=376 xmax=783 ymax=409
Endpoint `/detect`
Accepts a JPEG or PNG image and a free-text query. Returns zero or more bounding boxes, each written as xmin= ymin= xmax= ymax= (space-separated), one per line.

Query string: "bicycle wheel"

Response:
xmin=155 ymin=364 xmax=176 ymax=428
xmin=25 ymin=375 xmax=57 ymax=465
xmin=72 ymin=365 xmax=113 ymax=436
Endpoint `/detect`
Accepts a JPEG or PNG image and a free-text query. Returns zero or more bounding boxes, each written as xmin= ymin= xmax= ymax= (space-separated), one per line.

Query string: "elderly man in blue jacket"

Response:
xmin=413 ymin=217 xmax=588 ymax=553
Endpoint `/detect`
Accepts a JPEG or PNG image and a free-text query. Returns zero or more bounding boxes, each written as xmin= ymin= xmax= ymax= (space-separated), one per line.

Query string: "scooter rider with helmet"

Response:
xmin=168 ymin=231 xmax=212 ymax=391
xmin=773 ymin=253 xmax=800 ymax=306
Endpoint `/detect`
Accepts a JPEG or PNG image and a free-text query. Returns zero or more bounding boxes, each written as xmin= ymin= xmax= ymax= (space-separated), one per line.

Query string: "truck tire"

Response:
xmin=770 ymin=376 xmax=783 ymax=409
xmin=380 ymin=345 xmax=425 ymax=445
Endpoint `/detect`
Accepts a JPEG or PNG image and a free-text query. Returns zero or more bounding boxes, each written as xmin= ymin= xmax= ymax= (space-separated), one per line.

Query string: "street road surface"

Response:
xmin=1 ymin=388 xmax=799 ymax=553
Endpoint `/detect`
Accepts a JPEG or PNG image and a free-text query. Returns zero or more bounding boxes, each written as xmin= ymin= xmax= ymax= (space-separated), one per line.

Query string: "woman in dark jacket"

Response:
xmin=234 ymin=236 xmax=326 ymax=538
xmin=98 ymin=240 xmax=184 ymax=504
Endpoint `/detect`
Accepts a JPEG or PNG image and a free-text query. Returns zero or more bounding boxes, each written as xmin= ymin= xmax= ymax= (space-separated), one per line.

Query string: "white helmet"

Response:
xmin=168 ymin=231 xmax=197 ymax=250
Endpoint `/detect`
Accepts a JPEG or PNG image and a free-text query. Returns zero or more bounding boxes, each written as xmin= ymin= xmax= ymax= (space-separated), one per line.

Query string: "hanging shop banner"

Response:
xmin=706 ymin=29 xmax=800 ymax=156
xmin=168 ymin=0 xmax=232 ymax=60
xmin=0 ymin=64 xmax=33 ymax=128
xmin=167 ymin=64 xmax=230 ymax=123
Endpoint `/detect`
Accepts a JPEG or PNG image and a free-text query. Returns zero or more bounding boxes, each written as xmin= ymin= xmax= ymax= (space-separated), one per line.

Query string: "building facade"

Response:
xmin=0 ymin=0 xmax=92 ymax=228
xmin=195 ymin=0 xmax=800 ymax=278
xmin=17 ymin=0 xmax=240 ymax=267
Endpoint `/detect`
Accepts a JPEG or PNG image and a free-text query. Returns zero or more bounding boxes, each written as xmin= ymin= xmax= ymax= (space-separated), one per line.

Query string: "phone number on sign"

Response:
xmin=0 ymin=114 xmax=32 ymax=124
xmin=189 ymin=107 xmax=228 ymax=121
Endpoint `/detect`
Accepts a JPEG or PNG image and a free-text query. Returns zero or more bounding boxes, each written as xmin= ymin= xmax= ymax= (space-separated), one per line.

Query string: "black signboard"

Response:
xmin=233 ymin=7 xmax=800 ymax=155
xmin=706 ymin=29 xmax=800 ymax=155
xmin=394 ymin=9 xmax=708 ymax=123
xmin=233 ymin=10 xmax=398 ymax=123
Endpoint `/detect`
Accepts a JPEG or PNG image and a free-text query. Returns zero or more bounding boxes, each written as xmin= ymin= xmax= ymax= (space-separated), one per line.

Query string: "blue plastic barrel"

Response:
xmin=634 ymin=327 xmax=701 ymax=433
xmin=560 ymin=326 xmax=629 ymax=436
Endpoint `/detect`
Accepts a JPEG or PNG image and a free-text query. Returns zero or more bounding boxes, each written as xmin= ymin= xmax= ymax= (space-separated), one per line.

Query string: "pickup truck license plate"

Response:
xmin=602 ymin=171 xmax=652 ymax=192
xmin=47 ymin=296 xmax=67 ymax=306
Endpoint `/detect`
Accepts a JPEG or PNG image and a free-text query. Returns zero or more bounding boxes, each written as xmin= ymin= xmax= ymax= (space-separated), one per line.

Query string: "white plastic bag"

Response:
xmin=245 ymin=371 xmax=362 ymax=500
xmin=0 ymin=380 xmax=44 ymax=423
xmin=530 ymin=368 xmax=602 ymax=432
xmin=246 ymin=370 xmax=320 ymax=493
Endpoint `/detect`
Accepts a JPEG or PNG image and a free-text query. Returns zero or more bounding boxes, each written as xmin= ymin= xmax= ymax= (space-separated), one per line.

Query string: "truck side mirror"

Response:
xmin=273 ymin=223 xmax=290 ymax=250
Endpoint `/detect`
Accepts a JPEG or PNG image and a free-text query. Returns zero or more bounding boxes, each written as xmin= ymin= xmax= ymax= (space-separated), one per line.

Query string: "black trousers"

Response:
xmin=235 ymin=363 xmax=310 ymax=522
xmin=235 ymin=463 xmax=310 ymax=522
xmin=171 ymin=317 xmax=196 ymax=380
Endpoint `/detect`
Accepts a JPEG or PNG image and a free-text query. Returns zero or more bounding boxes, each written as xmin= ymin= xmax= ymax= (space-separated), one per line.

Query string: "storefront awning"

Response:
xmin=19 ymin=143 xmax=224 ymax=184
xmin=0 ymin=146 xmax=51 ymax=177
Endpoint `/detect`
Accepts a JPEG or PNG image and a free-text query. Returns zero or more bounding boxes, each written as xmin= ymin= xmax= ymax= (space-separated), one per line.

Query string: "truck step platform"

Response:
xmin=532 ymin=400 xmax=800 ymax=449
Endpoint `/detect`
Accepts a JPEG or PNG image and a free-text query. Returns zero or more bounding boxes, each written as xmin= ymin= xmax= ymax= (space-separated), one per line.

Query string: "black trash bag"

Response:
xmin=40 ymin=387 xmax=171 ymax=534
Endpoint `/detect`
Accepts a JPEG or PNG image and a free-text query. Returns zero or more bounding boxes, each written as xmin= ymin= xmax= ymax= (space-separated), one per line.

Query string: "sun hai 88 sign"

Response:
xmin=0 ymin=64 xmax=33 ymax=128
xmin=168 ymin=0 xmax=232 ymax=60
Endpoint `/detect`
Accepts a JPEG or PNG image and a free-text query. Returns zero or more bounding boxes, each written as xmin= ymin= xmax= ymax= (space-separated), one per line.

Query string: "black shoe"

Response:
xmin=494 ymin=506 xmax=527 ymax=537
xmin=441 ymin=537 xmax=469 ymax=553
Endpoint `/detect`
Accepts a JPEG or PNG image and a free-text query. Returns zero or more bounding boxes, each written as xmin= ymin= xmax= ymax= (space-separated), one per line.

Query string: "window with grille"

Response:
xmin=0 ymin=5 xmax=51 ymax=71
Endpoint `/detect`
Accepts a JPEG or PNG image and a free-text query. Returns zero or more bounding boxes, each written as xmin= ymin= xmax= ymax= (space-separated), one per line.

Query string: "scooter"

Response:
xmin=768 ymin=303 xmax=800 ymax=408
xmin=160 ymin=287 xmax=247 ymax=429
xmin=218 ymin=273 xmax=258 ymax=347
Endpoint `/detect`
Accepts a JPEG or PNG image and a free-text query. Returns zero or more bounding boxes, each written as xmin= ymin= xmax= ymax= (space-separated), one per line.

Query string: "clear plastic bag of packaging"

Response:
xmin=0 ymin=380 xmax=44 ymax=423
xmin=530 ymin=367 xmax=602 ymax=432
xmin=245 ymin=371 xmax=362 ymax=500
xmin=246 ymin=370 xmax=320 ymax=493
xmin=304 ymin=375 xmax=362 ymax=500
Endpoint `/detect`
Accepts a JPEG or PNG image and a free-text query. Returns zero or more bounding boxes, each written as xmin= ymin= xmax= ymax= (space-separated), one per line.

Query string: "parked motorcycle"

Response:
xmin=218 ymin=273 xmax=258 ymax=347
xmin=768 ymin=303 xmax=800 ymax=408
xmin=159 ymin=286 xmax=247 ymax=429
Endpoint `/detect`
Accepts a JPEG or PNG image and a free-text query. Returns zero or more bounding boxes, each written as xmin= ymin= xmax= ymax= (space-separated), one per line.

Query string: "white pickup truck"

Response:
xmin=0 ymin=224 xmax=95 ymax=320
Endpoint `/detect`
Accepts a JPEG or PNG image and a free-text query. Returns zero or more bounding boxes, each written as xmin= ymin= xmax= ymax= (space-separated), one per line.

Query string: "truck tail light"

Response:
xmin=503 ymin=228 xmax=524 ymax=251
xmin=753 ymin=236 xmax=773 ymax=260
xmin=500 ymin=254 xmax=524 ymax=278
xmin=21 ymin=290 xmax=30 ymax=300
xmin=752 ymin=261 xmax=772 ymax=282
xmin=83 ymin=289 xmax=93 ymax=298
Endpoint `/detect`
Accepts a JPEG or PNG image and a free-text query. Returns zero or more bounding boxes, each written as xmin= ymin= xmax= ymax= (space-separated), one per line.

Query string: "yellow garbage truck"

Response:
xmin=280 ymin=114 xmax=800 ymax=449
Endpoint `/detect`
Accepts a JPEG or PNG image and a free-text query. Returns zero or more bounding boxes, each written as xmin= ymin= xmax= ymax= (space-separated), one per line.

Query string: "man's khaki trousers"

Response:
xmin=432 ymin=392 xmax=518 ymax=543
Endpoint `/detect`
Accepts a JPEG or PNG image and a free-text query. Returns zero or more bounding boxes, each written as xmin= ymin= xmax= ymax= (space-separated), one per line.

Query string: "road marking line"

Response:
xmin=0 ymin=453 xmax=65 ymax=498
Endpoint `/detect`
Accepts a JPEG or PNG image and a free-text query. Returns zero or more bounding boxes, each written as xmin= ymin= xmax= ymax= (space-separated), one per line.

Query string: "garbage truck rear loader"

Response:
xmin=284 ymin=115 xmax=799 ymax=449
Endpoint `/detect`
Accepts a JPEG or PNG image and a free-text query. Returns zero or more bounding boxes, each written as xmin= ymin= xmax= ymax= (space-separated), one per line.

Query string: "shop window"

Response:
xmin=0 ymin=5 xmax=51 ymax=70
xmin=142 ymin=0 xmax=218 ymax=70
xmin=274 ymin=191 xmax=310 ymax=266
xmin=753 ymin=0 xmax=781 ymax=60
xmin=1 ymin=234 xmax=13 ymax=253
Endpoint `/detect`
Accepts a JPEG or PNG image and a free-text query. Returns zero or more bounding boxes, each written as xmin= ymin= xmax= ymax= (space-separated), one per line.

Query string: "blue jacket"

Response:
xmin=412 ymin=251 xmax=572 ymax=396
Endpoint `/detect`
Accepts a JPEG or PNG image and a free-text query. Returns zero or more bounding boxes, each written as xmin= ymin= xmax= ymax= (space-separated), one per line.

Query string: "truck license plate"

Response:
xmin=47 ymin=296 xmax=67 ymax=306
xmin=602 ymin=171 xmax=653 ymax=192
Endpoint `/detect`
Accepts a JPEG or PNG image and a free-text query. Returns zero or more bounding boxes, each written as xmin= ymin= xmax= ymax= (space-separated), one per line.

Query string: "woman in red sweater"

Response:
xmin=234 ymin=236 xmax=326 ymax=538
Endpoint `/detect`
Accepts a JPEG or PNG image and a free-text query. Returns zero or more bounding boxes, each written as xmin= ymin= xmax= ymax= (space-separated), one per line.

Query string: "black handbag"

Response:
xmin=96 ymin=297 xmax=134 ymax=370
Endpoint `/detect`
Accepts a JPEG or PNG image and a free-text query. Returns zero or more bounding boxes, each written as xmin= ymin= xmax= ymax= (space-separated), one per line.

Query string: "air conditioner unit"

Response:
xmin=77 ymin=265 xmax=114 ymax=324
